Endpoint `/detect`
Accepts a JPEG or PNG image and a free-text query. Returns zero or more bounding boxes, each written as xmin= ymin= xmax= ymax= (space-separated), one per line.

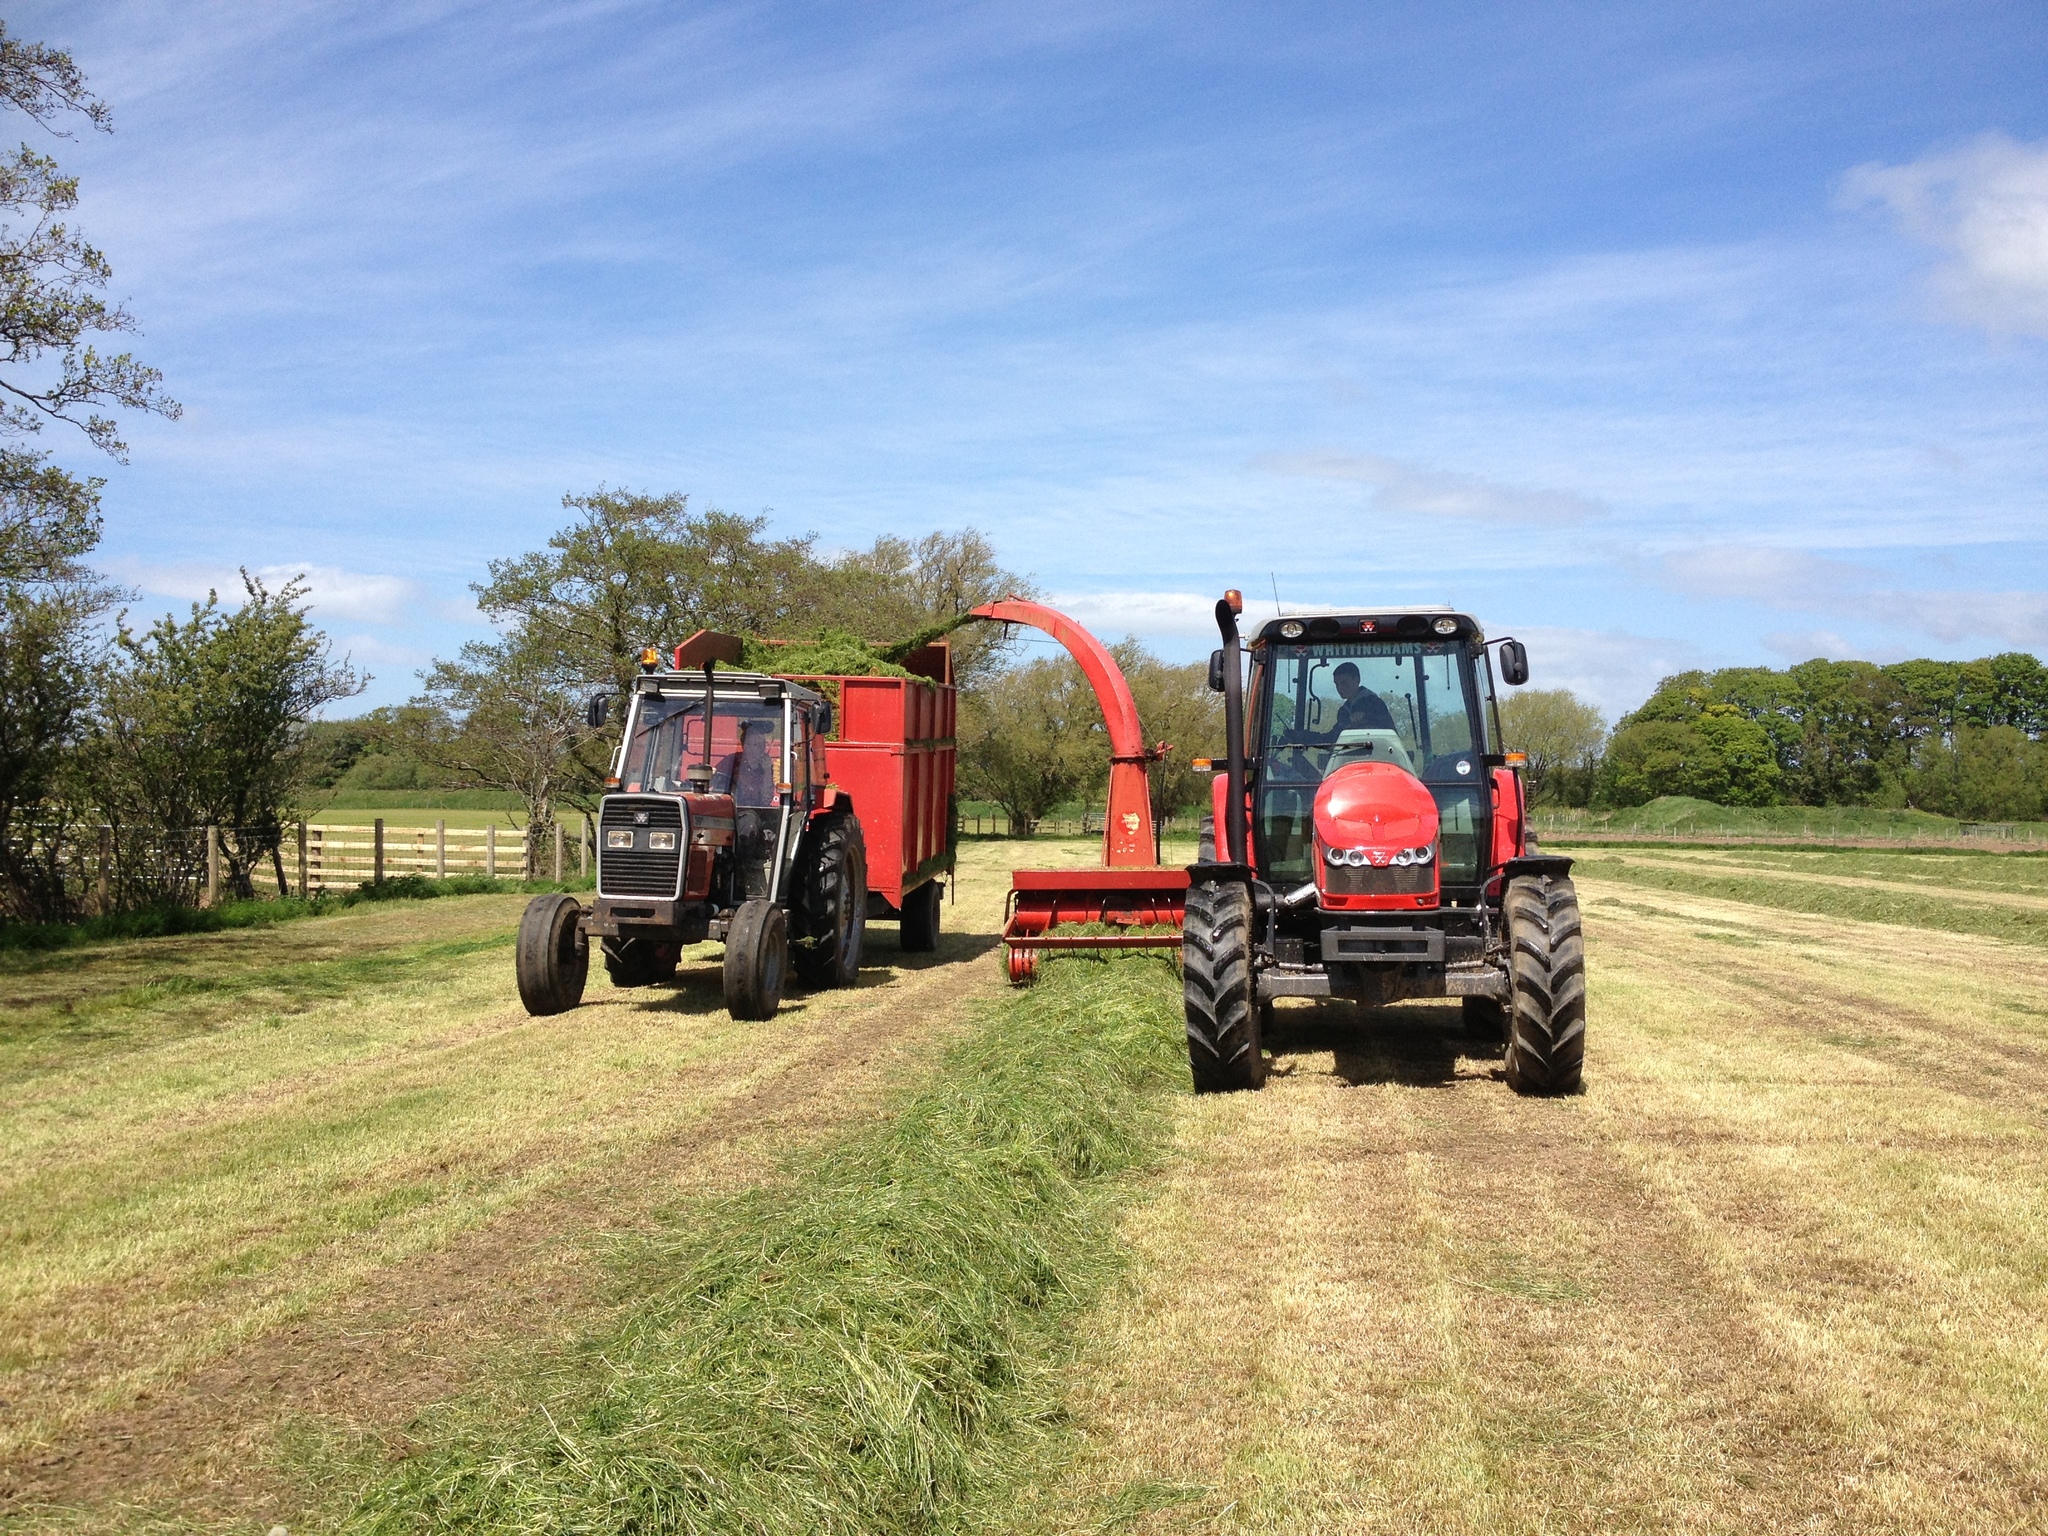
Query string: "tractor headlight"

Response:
xmin=1343 ymin=847 xmax=1370 ymax=867
xmin=1390 ymin=849 xmax=1413 ymax=866
xmin=1325 ymin=845 xmax=1345 ymax=865
xmin=648 ymin=831 xmax=677 ymax=851
xmin=606 ymin=829 xmax=634 ymax=849
xmin=1412 ymin=843 xmax=1435 ymax=863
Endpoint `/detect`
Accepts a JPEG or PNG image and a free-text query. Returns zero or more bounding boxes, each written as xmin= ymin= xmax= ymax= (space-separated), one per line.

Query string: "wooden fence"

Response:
xmin=301 ymin=819 xmax=594 ymax=893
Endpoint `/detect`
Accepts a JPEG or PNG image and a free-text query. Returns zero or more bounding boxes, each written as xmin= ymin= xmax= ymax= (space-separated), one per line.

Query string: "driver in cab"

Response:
xmin=715 ymin=721 xmax=781 ymax=807
xmin=1324 ymin=662 xmax=1395 ymax=737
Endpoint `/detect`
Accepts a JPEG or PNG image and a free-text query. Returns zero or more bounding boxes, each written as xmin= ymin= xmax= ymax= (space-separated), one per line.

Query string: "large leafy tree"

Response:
xmin=1497 ymin=687 xmax=1606 ymax=806
xmin=0 ymin=23 xmax=177 ymax=918
xmin=956 ymin=655 xmax=1106 ymax=834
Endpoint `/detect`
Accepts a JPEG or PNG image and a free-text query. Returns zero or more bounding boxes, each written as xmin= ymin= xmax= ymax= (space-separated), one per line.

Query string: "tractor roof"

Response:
xmin=631 ymin=670 xmax=828 ymax=704
xmin=1251 ymin=609 xmax=1484 ymax=645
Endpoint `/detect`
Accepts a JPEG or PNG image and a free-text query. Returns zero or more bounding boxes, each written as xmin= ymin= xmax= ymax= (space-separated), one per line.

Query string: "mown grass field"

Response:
xmin=6 ymin=835 xmax=2048 ymax=1533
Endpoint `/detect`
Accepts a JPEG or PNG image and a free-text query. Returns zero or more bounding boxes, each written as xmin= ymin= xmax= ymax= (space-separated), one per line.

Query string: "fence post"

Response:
xmin=553 ymin=819 xmax=564 ymax=883
xmin=374 ymin=817 xmax=385 ymax=884
xmin=487 ymin=824 xmax=497 ymax=879
xmin=96 ymin=825 xmax=111 ymax=914
xmin=297 ymin=822 xmax=309 ymax=898
xmin=205 ymin=825 xmax=220 ymax=907
xmin=436 ymin=818 xmax=447 ymax=879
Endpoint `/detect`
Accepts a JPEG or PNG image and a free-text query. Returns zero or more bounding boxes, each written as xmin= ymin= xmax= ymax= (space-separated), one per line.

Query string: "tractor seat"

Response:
xmin=1325 ymin=728 xmax=1415 ymax=776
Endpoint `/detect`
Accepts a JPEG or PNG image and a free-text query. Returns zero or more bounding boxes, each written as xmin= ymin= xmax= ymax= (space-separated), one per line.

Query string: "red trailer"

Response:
xmin=784 ymin=639 xmax=957 ymax=923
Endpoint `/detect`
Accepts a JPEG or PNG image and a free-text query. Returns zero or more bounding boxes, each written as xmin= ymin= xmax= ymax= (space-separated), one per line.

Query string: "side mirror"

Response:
xmin=1498 ymin=639 xmax=1529 ymax=687
xmin=586 ymin=693 xmax=611 ymax=729
xmin=1207 ymin=648 xmax=1227 ymax=692
xmin=816 ymin=700 xmax=834 ymax=736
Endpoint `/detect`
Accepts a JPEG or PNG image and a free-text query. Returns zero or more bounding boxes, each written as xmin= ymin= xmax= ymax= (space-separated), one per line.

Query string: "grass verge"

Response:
xmin=341 ymin=953 xmax=1187 ymax=1536
xmin=0 ymin=874 xmax=592 ymax=953
xmin=1572 ymin=854 xmax=2048 ymax=947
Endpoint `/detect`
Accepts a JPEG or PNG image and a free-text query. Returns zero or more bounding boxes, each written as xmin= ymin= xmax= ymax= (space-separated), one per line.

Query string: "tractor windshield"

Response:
xmin=622 ymin=694 xmax=790 ymax=807
xmin=1253 ymin=639 xmax=1492 ymax=887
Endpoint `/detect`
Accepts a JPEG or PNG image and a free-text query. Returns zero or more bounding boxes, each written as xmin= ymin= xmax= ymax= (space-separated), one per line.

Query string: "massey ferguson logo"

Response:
xmin=633 ymin=811 xmax=649 ymax=825
xmin=1369 ymin=850 xmax=1390 ymax=866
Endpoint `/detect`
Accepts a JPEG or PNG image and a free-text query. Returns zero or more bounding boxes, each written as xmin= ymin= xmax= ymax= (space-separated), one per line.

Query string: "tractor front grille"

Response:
xmin=1322 ymin=861 xmax=1435 ymax=897
xmin=598 ymin=797 xmax=685 ymax=898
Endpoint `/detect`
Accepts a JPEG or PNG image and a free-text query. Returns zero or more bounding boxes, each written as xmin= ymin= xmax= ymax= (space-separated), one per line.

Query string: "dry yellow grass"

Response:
xmin=1043 ymin=871 xmax=2048 ymax=1534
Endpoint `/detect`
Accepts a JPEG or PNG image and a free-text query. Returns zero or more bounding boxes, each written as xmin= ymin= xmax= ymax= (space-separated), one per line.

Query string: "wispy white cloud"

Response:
xmin=1659 ymin=543 xmax=2048 ymax=649
xmin=1844 ymin=132 xmax=2048 ymax=339
xmin=1254 ymin=452 xmax=1605 ymax=524
xmin=1044 ymin=590 xmax=1219 ymax=639
xmin=123 ymin=561 xmax=435 ymax=626
xmin=1501 ymin=626 xmax=1711 ymax=720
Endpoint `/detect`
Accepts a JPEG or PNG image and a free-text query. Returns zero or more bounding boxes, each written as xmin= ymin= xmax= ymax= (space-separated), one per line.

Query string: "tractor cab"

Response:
xmin=1246 ymin=609 xmax=1501 ymax=903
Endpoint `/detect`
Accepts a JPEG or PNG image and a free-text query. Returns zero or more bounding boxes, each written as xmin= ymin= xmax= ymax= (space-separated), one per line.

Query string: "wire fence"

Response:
xmin=958 ymin=812 xmax=1201 ymax=840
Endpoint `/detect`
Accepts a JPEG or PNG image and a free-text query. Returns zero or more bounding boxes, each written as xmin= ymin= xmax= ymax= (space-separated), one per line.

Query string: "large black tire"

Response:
xmin=793 ymin=812 xmax=867 ymax=987
xmin=1196 ymin=813 xmax=1216 ymax=863
xmin=1182 ymin=876 xmax=1266 ymax=1093
xmin=1502 ymin=874 xmax=1587 ymax=1094
xmin=900 ymin=878 xmax=943 ymax=953
xmin=604 ymin=936 xmax=678 ymax=989
xmin=723 ymin=898 xmax=788 ymax=1020
xmin=515 ymin=894 xmax=588 ymax=1016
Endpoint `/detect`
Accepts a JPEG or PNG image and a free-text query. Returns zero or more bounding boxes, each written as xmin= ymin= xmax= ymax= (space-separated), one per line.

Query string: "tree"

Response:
xmin=1597 ymin=706 xmax=1779 ymax=809
xmin=416 ymin=634 xmax=605 ymax=864
xmin=1904 ymin=726 xmax=2048 ymax=822
xmin=831 ymin=529 xmax=1036 ymax=687
xmin=0 ymin=22 xmax=177 ymax=569
xmin=957 ymin=655 xmax=1106 ymax=834
xmin=1497 ymin=688 xmax=1605 ymax=806
xmin=0 ymin=26 xmax=176 ymax=917
xmin=1110 ymin=639 xmax=1222 ymax=827
xmin=93 ymin=574 xmax=363 ymax=899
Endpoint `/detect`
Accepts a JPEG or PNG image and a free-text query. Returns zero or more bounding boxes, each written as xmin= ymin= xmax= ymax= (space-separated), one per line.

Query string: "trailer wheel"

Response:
xmin=603 ymin=936 xmax=678 ymax=989
xmin=1182 ymin=876 xmax=1265 ymax=1093
xmin=900 ymin=878 xmax=943 ymax=953
xmin=723 ymin=898 xmax=788 ymax=1020
xmin=1502 ymin=874 xmax=1587 ymax=1094
xmin=793 ymin=811 xmax=867 ymax=987
xmin=515 ymin=894 xmax=588 ymax=1016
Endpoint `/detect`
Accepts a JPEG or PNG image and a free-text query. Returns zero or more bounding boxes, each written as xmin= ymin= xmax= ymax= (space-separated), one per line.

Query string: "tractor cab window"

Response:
xmin=1254 ymin=639 xmax=1490 ymax=886
xmin=625 ymin=694 xmax=795 ymax=807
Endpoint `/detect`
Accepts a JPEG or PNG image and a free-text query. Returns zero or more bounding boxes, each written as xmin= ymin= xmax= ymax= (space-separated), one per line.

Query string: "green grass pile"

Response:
xmin=1574 ymin=856 xmax=2048 ymax=949
xmin=1537 ymin=795 xmax=1974 ymax=839
xmin=742 ymin=628 xmax=918 ymax=678
xmin=344 ymin=954 xmax=1187 ymax=1536
xmin=0 ymin=874 xmax=591 ymax=952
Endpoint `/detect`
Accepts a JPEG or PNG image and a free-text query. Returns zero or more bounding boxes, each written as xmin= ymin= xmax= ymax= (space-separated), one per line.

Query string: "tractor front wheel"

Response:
xmin=900 ymin=878 xmax=943 ymax=953
xmin=1502 ymin=874 xmax=1587 ymax=1094
xmin=793 ymin=812 xmax=867 ymax=987
xmin=723 ymin=898 xmax=789 ymax=1020
xmin=515 ymin=894 xmax=588 ymax=1016
xmin=1182 ymin=876 xmax=1265 ymax=1093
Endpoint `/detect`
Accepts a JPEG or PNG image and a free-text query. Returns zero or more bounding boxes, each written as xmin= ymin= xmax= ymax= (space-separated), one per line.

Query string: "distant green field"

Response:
xmin=1533 ymin=794 xmax=2045 ymax=842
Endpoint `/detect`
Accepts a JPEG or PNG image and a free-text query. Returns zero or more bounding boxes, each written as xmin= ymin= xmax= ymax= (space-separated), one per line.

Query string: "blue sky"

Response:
xmin=16 ymin=0 xmax=2048 ymax=716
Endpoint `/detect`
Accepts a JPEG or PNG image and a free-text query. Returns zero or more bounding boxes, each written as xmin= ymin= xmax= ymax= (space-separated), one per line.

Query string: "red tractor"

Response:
xmin=514 ymin=629 xmax=955 ymax=1021
xmin=1186 ymin=593 xmax=1584 ymax=1094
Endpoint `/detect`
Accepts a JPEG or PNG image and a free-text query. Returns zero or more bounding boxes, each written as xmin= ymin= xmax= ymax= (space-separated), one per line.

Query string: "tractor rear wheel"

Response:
xmin=900 ymin=878 xmax=943 ymax=953
xmin=793 ymin=812 xmax=867 ymax=987
xmin=604 ymin=936 xmax=678 ymax=989
xmin=515 ymin=894 xmax=588 ymax=1016
xmin=1502 ymin=874 xmax=1587 ymax=1094
xmin=1196 ymin=814 xmax=1216 ymax=863
xmin=1182 ymin=876 xmax=1265 ymax=1093
xmin=723 ymin=898 xmax=788 ymax=1020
